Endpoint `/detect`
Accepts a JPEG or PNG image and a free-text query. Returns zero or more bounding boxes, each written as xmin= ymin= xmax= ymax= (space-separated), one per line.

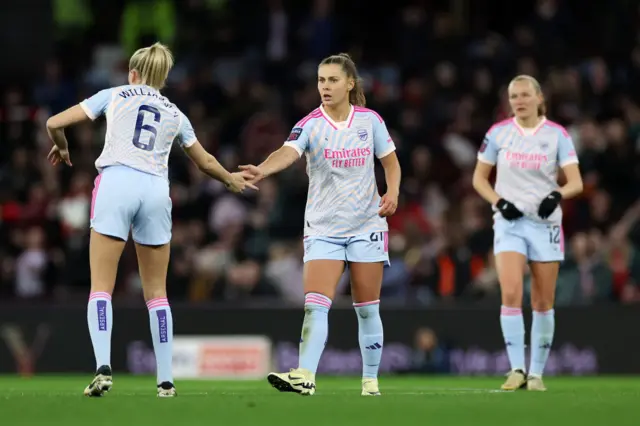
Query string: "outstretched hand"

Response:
xmin=225 ymin=171 xmax=260 ymax=193
xmin=238 ymin=164 xmax=265 ymax=185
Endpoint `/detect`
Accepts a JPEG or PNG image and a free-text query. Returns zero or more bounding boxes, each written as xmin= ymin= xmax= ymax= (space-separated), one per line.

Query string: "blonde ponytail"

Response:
xmin=129 ymin=42 xmax=174 ymax=90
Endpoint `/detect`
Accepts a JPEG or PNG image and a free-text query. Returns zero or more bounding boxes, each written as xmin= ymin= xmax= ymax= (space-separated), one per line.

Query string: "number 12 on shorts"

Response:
xmin=547 ymin=225 xmax=560 ymax=245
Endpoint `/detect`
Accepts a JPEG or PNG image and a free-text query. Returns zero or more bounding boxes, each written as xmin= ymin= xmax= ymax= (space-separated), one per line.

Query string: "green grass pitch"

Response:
xmin=1 ymin=376 xmax=639 ymax=426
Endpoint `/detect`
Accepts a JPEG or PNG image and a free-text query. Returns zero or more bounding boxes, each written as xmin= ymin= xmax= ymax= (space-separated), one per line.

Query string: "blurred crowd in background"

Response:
xmin=0 ymin=0 xmax=639 ymax=305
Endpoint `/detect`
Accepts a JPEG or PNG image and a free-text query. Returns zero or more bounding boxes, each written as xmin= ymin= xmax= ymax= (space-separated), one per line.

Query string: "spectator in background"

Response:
xmin=14 ymin=227 xmax=48 ymax=299
xmin=409 ymin=327 xmax=450 ymax=374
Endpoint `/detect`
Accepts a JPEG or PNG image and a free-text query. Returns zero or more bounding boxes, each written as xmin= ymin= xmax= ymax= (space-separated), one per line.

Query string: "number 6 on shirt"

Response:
xmin=132 ymin=104 xmax=161 ymax=151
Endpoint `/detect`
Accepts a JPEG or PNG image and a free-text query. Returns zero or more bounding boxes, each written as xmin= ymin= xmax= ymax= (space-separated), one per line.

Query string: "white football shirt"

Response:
xmin=80 ymin=84 xmax=196 ymax=178
xmin=477 ymin=117 xmax=579 ymax=224
xmin=284 ymin=105 xmax=396 ymax=237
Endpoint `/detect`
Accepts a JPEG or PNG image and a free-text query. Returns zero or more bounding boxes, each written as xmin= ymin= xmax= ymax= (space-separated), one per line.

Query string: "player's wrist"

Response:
xmin=53 ymin=139 xmax=69 ymax=151
xmin=221 ymin=171 xmax=234 ymax=187
xmin=257 ymin=165 xmax=270 ymax=179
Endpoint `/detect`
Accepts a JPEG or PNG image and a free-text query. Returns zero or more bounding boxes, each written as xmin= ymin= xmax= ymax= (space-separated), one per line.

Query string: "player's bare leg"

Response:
xmin=135 ymin=242 xmax=176 ymax=397
xmin=527 ymin=261 xmax=559 ymax=391
xmin=350 ymin=261 xmax=384 ymax=396
xmin=267 ymin=260 xmax=344 ymax=396
xmin=84 ymin=230 xmax=125 ymax=397
xmin=496 ymin=252 xmax=528 ymax=390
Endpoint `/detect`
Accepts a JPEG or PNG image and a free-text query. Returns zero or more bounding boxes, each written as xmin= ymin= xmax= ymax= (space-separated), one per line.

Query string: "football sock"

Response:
xmin=298 ymin=292 xmax=331 ymax=374
xmin=354 ymin=300 xmax=384 ymax=379
xmin=529 ymin=309 xmax=555 ymax=377
xmin=147 ymin=297 xmax=174 ymax=384
xmin=87 ymin=292 xmax=113 ymax=370
xmin=500 ymin=305 xmax=526 ymax=371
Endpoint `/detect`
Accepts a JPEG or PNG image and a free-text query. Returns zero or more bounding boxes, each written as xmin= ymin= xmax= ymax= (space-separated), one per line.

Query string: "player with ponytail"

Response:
xmin=240 ymin=53 xmax=401 ymax=396
xmin=45 ymin=43 xmax=256 ymax=397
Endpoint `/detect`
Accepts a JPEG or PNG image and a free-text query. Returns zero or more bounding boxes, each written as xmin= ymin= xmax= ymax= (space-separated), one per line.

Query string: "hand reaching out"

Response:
xmin=224 ymin=171 xmax=260 ymax=193
xmin=238 ymin=164 xmax=265 ymax=185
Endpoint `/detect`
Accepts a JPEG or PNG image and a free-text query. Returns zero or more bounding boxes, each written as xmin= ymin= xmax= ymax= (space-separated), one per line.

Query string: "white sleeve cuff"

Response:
xmin=477 ymin=155 xmax=496 ymax=166
xmin=559 ymin=158 xmax=579 ymax=168
xmin=283 ymin=142 xmax=303 ymax=157
xmin=376 ymin=146 xmax=396 ymax=159
xmin=79 ymin=101 xmax=96 ymax=121
xmin=181 ymin=137 xmax=197 ymax=148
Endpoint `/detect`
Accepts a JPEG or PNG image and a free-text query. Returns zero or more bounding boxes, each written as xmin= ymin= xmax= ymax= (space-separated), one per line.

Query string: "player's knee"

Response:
xmin=530 ymin=281 xmax=556 ymax=311
xmin=304 ymin=284 xmax=337 ymax=300
xmin=349 ymin=264 xmax=384 ymax=302
xmin=143 ymin=287 xmax=167 ymax=302
xmin=351 ymin=286 xmax=381 ymax=304
xmin=531 ymin=299 xmax=554 ymax=312
xmin=499 ymin=282 xmax=523 ymax=307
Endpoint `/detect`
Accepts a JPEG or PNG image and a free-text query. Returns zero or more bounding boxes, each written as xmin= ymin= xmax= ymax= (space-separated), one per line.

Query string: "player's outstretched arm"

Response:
xmin=184 ymin=141 xmax=258 ymax=193
xmin=239 ymin=145 xmax=300 ymax=184
xmin=47 ymin=104 xmax=91 ymax=133
xmin=378 ymin=151 xmax=401 ymax=217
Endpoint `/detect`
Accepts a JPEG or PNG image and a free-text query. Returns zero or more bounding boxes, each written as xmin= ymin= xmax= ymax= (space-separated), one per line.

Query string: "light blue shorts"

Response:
xmin=303 ymin=231 xmax=390 ymax=266
xmin=493 ymin=217 xmax=564 ymax=262
xmin=90 ymin=166 xmax=172 ymax=245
